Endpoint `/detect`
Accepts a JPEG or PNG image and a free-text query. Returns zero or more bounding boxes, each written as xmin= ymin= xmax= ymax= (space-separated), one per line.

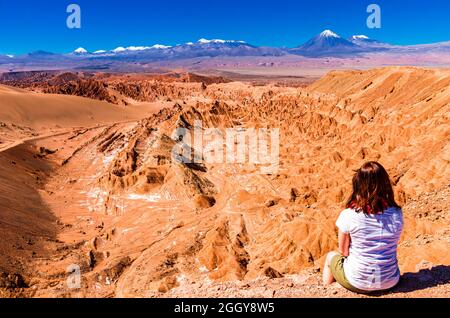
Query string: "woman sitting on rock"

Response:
xmin=322 ymin=161 xmax=403 ymax=294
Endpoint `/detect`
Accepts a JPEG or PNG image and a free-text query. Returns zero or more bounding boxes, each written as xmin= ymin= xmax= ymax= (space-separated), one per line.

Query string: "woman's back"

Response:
xmin=336 ymin=206 xmax=404 ymax=291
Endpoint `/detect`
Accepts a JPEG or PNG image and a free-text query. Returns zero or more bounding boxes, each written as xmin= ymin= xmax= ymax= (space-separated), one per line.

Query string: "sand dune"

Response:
xmin=0 ymin=84 xmax=165 ymax=130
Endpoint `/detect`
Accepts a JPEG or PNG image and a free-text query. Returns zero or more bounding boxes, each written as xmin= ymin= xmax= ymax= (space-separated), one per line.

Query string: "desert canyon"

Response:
xmin=0 ymin=66 xmax=449 ymax=298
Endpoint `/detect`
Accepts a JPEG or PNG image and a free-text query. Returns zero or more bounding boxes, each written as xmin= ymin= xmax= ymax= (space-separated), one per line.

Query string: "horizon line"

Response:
xmin=3 ymin=29 xmax=450 ymax=56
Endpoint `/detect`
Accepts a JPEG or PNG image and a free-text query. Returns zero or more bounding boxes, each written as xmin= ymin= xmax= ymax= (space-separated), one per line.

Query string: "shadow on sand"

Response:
xmin=370 ymin=265 xmax=450 ymax=296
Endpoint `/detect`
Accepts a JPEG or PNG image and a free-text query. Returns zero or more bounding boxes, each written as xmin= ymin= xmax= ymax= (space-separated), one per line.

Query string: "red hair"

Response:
xmin=346 ymin=162 xmax=400 ymax=214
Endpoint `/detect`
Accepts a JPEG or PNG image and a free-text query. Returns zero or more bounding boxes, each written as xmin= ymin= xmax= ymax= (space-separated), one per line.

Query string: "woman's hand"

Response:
xmin=338 ymin=230 xmax=350 ymax=257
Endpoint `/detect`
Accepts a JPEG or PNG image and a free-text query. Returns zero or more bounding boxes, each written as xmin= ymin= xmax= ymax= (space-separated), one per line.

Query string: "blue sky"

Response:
xmin=0 ymin=0 xmax=449 ymax=54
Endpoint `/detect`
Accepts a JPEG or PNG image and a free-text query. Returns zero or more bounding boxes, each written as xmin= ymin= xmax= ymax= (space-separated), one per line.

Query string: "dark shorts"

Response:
xmin=330 ymin=254 xmax=372 ymax=294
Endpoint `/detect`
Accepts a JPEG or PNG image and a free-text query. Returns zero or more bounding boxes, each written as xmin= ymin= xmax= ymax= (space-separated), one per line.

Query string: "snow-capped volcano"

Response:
xmin=350 ymin=35 xmax=369 ymax=40
xmin=111 ymin=47 xmax=127 ymax=53
xmin=111 ymin=45 xmax=170 ymax=53
xmin=73 ymin=47 xmax=88 ymax=54
xmin=197 ymin=38 xmax=246 ymax=44
xmin=348 ymin=35 xmax=392 ymax=49
xmin=319 ymin=30 xmax=340 ymax=38
xmin=291 ymin=29 xmax=363 ymax=57
xmin=166 ymin=38 xmax=282 ymax=58
xmin=151 ymin=44 xmax=172 ymax=49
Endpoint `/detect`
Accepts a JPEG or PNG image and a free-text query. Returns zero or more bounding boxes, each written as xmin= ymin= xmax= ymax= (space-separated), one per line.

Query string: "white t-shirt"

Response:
xmin=336 ymin=207 xmax=403 ymax=291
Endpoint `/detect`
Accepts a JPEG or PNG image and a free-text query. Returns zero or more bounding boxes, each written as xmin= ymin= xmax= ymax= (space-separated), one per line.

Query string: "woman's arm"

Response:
xmin=338 ymin=230 xmax=350 ymax=257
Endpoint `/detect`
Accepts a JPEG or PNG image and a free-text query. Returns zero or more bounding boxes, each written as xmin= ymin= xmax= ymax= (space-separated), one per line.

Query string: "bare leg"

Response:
xmin=322 ymin=251 xmax=339 ymax=286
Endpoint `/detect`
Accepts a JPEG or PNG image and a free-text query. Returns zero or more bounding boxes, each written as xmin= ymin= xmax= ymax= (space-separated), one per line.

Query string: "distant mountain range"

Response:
xmin=1 ymin=29 xmax=449 ymax=71
xmin=67 ymin=39 xmax=286 ymax=61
